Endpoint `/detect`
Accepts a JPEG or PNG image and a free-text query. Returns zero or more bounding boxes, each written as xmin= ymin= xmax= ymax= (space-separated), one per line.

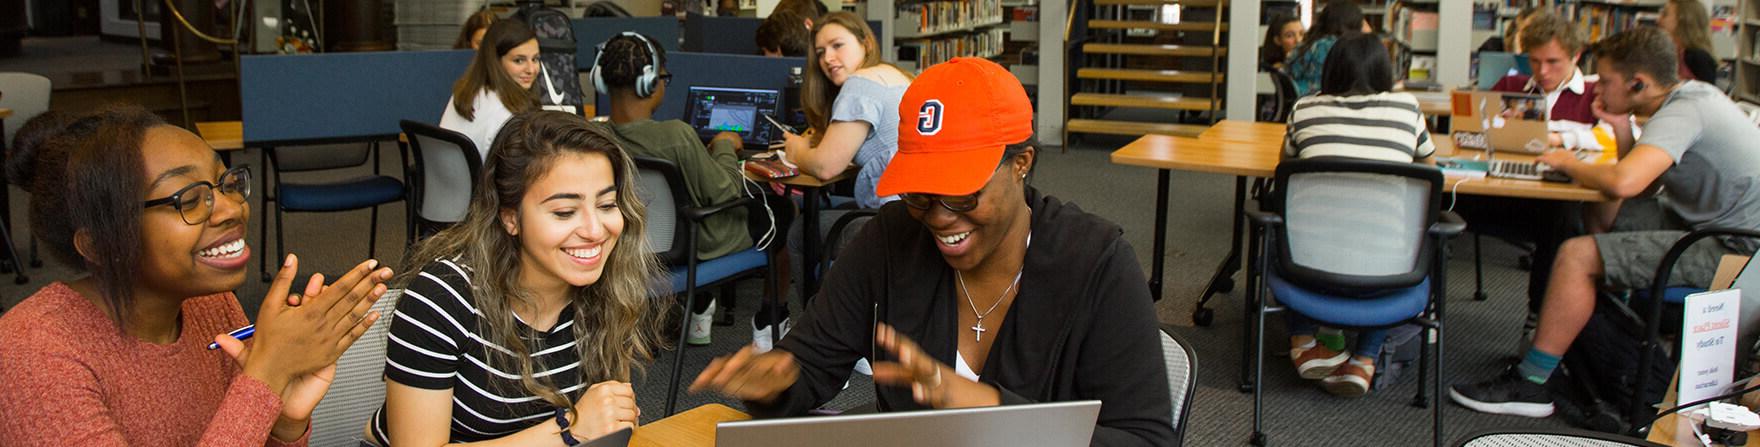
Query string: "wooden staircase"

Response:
xmin=1063 ymin=0 xmax=1226 ymax=142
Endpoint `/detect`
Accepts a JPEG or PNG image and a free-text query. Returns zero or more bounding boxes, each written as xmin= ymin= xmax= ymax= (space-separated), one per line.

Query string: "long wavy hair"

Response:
xmin=802 ymin=12 xmax=913 ymax=136
xmin=452 ymin=19 xmax=539 ymax=121
xmin=400 ymin=110 xmax=663 ymax=404
xmin=1667 ymin=0 xmax=1714 ymax=53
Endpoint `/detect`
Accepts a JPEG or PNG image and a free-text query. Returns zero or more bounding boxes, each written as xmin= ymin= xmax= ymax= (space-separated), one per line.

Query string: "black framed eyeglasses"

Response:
xmin=900 ymin=191 xmax=984 ymax=213
xmin=657 ymin=73 xmax=674 ymax=84
xmin=142 ymin=166 xmax=252 ymax=225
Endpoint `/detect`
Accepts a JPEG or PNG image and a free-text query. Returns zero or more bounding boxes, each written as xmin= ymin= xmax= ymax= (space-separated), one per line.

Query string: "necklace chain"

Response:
xmin=957 ymin=233 xmax=1031 ymax=342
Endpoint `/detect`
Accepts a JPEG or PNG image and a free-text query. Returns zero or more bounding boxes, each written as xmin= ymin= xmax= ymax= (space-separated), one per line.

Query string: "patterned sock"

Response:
xmin=1517 ymin=348 xmax=1561 ymax=385
xmin=1316 ymin=327 xmax=1347 ymax=352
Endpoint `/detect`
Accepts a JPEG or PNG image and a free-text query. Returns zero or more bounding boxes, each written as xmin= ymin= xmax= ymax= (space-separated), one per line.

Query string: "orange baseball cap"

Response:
xmin=876 ymin=57 xmax=1034 ymax=197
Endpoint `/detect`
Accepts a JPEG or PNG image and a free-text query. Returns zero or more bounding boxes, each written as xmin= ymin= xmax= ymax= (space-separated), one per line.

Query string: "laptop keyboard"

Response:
xmin=1489 ymin=159 xmax=1543 ymax=180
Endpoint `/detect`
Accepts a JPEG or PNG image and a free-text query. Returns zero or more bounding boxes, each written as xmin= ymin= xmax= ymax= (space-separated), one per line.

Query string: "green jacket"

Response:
xmin=610 ymin=119 xmax=753 ymax=260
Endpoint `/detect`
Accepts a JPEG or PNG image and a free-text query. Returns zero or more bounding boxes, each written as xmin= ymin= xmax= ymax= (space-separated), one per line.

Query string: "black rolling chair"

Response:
xmin=400 ymin=120 xmax=482 ymax=239
xmin=632 ymin=156 xmax=787 ymax=417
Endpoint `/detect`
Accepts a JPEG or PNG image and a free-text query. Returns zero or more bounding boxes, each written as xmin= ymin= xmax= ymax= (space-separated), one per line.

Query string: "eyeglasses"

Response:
xmin=142 ymin=166 xmax=252 ymax=225
xmin=658 ymin=73 xmax=673 ymax=84
xmin=899 ymin=163 xmax=1007 ymax=213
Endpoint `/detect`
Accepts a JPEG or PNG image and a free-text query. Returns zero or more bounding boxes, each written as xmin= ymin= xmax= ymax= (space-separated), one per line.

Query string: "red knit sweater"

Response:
xmin=0 ymin=282 xmax=309 ymax=446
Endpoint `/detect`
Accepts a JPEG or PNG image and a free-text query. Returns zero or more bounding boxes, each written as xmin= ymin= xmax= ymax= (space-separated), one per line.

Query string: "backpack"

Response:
xmin=1370 ymin=323 xmax=1424 ymax=391
xmin=513 ymin=3 xmax=586 ymax=115
xmin=1549 ymin=298 xmax=1676 ymax=434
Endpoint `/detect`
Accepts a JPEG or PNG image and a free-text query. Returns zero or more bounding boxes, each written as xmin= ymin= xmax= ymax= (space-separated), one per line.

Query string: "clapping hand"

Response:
xmin=869 ymin=323 xmax=999 ymax=409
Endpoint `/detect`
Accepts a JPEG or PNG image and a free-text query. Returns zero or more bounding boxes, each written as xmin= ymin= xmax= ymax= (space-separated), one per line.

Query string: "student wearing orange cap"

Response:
xmin=689 ymin=58 xmax=1174 ymax=446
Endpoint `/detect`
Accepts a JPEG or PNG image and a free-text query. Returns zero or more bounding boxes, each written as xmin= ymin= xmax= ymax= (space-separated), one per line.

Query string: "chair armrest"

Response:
xmin=682 ymin=196 xmax=758 ymax=221
xmin=1429 ymin=211 xmax=1467 ymax=237
xmin=1244 ymin=209 xmax=1283 ymax=226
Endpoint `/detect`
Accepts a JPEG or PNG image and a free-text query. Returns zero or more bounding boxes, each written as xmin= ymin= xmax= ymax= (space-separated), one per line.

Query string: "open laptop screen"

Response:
xmin=683 ymin=86 xmax=784 ymax=147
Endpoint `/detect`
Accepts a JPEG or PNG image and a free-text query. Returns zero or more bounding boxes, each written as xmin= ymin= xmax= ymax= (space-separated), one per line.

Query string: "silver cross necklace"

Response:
xmin=956 ymin=233 xmax=1031 ymax=342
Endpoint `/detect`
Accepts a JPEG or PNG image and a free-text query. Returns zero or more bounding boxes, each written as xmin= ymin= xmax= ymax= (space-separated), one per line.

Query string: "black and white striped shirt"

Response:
xmin=371 ymin=258 xmax=587 ymax=444
xmin=1283 ymin=92 xmax=1436 ymax=163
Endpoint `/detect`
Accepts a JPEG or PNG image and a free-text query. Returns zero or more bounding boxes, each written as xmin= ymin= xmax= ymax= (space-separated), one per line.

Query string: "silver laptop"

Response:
xmin=1451 ymin=90 xmax=1551 ymax=154
xmin=715 ymin=400 xmax=1103 ymax=447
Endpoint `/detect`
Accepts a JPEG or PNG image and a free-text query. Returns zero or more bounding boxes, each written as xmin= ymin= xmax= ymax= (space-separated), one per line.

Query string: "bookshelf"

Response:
xmin=887 ymin=0 xmax=1010 ymax=70
xmin=1738 ymin=0 xmax=1760 ymax=102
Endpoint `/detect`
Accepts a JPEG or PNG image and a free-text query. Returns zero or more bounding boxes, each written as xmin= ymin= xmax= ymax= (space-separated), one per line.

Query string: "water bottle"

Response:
xmin=785 ymin=66 xmax=805 ymax=127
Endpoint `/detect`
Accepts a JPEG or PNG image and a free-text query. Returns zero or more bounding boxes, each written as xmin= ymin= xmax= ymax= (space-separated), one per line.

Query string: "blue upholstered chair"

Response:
xmin=1244 ymin=156 xmax=1463 ymax=447
xmin=632 ymin=156 xmax=787 ymax=417
xmin=256 ymin=142 xmax=408 ymax=281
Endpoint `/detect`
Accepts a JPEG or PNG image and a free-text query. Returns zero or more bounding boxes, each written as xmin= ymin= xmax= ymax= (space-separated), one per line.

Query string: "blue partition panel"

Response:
xmin=594 ymin=52 xmax=806 ymax=121
xmin=240 ymin=50 xmax=472 ymax=145
xmin=683 ymin=13 xmax=762 ymax=55
xmin=573 ymin=17 xmax=683 ymax=70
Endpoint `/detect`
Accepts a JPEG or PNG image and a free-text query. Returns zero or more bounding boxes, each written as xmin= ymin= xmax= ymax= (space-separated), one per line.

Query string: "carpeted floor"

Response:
xmin=0 ymin=135 xmax=1583 ymax=445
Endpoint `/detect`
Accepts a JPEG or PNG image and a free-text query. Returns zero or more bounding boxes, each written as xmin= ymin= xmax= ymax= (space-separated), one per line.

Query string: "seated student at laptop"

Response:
xmin=441 ymin=19 xmax=540 ymax=158
xmin=1489 ymin=13 xmax=1606 ymax=151
xmin=0 ymin=106 xmax=395 ymax=445
xmin=1279 ymin=34 xmax=1435 ymax=397
xmin=1450 ymin=28 xmax=1760 ymax=418
xmin=691 ymin=58 xmax=1175 ymax=446
xmin=591 ymin=32 xmax=773 ymax=346
xmin=372 ymin=112 xmax=660 ymax=445
xmin=776 ymin=12 xmax=912 ymax=208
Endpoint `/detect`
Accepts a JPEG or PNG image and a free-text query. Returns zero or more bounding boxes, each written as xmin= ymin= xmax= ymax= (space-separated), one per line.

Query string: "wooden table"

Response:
xmin=632 ymin=403 xmax=750 ymax=447
xmin=196 ymin=120 xmax=244 ymax=152
xmin=1111 ymin=119 xmax=1611 ymax=309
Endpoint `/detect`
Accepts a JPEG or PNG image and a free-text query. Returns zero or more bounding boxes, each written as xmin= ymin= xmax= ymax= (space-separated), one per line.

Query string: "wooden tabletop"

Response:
xmin=632 ymin=404 xmax=750 ymax=447
xmin=744 ymin=166 xmax=854 ymax=188
xmin=0 ymin=108 xmax=13 ymax=119
xmin=1114 ymin=120 xmax=1611 ymax=202
xmin=195 ymin=121 xmax=245 ymax=152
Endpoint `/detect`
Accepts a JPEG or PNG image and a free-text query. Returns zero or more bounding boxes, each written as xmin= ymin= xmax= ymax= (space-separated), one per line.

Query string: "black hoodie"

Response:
xmin=748 ymin=187 xmax=1176 ymax=446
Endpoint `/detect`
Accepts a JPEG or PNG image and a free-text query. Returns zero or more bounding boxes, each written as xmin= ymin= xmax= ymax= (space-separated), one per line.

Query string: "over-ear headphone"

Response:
xmin=1632 ymin=80 xmax=1646 ymax=92
xmin=589 ymin=32 xmax=662 ymax=98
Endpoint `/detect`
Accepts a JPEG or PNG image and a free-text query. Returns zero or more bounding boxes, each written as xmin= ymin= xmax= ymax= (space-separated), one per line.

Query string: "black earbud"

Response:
xmin=1632 ymin=80 xmax=1646 ymax=92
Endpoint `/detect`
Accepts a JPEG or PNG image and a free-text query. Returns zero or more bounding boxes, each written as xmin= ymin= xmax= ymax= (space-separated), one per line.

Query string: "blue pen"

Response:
xmin=206 ymin=325 xmax=255 ymax=350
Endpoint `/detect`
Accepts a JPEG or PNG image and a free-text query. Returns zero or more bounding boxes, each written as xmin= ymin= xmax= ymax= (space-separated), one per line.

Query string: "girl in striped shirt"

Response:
xmin=1280 ymin=33 xmax=1434 ymax=397
xmin=371 ymin=111 xmax=663 ymax=445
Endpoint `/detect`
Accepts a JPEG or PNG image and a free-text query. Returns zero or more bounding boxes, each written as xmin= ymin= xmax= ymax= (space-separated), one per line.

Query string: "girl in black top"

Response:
xmin=1661 ymin=0 xmax=1719 ymax=83
xmin=373 ymin=111 xmax=663 ymax=446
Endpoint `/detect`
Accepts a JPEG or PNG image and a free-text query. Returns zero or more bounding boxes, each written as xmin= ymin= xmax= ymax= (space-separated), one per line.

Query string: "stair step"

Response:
xmin=1094 ymin=0 xmax=1222 ymax=6
xmin=1071 ymin=93 xmax=1213 ymax=111
xmin=1083 ymin=43 xmax=1223 ymax=57
xmin=1088 ymin=20 xmax=1225 ymax=32
xmin=1078 ymin=68 xmax=1221 ymax=83
xmin=1066 ymin=119 xmax=1209 ymax=137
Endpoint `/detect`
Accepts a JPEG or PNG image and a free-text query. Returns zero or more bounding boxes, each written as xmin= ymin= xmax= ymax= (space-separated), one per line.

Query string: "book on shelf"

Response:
xmin=897 ymin=28 xmax=1008 ymax=69
xmin=895 ymin=0 xmax=1004 ymax=37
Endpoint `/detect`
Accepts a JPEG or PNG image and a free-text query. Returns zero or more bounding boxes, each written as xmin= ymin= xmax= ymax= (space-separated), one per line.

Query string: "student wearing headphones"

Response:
xmin=1451 ymin=28 xmax=1760 ymax=419
xmin=441 ymin=19 xmax=541 ymax=157
xmin=591 ymin=32 xmax=775 ymax=347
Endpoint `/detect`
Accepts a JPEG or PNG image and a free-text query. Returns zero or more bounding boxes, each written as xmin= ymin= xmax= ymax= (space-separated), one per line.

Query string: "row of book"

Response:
xmin=897 ymin=28 xmax=1008 ymax=70
xmin=895 ymin=0 xmax=1007 ymax=38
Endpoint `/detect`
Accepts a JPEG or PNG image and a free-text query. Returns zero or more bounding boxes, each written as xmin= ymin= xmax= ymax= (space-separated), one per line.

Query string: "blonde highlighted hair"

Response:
xmin=400 ymin=110 xmax=663 ymax=406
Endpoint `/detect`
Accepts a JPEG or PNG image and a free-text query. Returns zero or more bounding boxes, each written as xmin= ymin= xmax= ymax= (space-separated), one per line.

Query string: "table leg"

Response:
xmin=1191 ymin=176 xmax=1247 ymax=326
xmin=800 ymin=186 xmax=823 ymax=302
xmin=1150 ymin=169 xmax=1169 ymax=303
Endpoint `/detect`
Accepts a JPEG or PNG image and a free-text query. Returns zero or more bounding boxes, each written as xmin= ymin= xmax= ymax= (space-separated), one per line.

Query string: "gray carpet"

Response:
xmin=0 ymin=135 xmax=1581 ymax=445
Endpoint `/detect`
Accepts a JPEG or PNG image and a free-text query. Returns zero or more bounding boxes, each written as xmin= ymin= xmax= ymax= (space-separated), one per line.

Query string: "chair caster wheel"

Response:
xmin=1237 ymin=382 xmax=1255 ymax=393
xmin=1474 ymin=292 xmax=1488 ymax=301
xmin=1216 ymin=278 xmax=1235 ymax=293
xmin=13 ymin=275 xmax=26 ymax=285
xmin=1250 ymin=432 xmax=1267 ymax=446
xmin=1192 ymin=308 xmax=1214 ymax=327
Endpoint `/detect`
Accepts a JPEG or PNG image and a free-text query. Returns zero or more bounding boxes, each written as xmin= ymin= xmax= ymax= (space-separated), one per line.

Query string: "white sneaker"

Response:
xmin=853 ymin=358 xmax=872 ymax=376
xmin=687 ymin=300 xmax=715 ymax=346
xmin=751 ymin=318 xmax=793 ymax=354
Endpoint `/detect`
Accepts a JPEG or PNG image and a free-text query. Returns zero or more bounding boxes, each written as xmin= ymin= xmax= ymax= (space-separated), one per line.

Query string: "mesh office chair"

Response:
xmin=633 ymin=156 xmax=782 ymax=417
xmin=1161 ymin=327 xmax=1198 ymax=447
xmin=309 ymin=290 xmax=399 ymax=446
xmin=257 ymin=142 xmax=408 ymax=282
xmin=1454 ymin=429 xmax=1665 ymax=447
xmin=400 ymin=120 xmax=482 ymax=239
xmin=1244 ymin=157 xmax=1463 ymax=447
